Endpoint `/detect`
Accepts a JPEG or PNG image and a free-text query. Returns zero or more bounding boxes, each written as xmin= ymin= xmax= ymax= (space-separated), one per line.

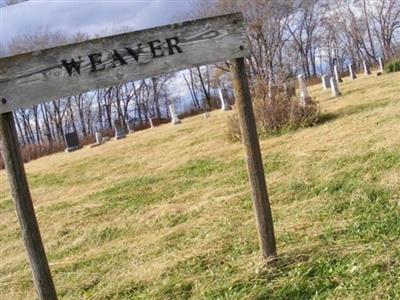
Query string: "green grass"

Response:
xmin=0 ymin=72 xmax=399 ymax=299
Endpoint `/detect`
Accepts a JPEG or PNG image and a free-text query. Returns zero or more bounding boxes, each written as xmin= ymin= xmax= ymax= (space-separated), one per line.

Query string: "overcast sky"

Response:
xmin=0 ymin=0 xmax=208 ymax=101
xmin=0 ymin=0 xmax=195 ymax=52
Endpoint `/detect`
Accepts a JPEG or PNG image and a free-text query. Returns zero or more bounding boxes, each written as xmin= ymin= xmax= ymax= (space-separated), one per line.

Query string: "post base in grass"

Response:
xmin=262 ymin=253 xmax=278 ymax=266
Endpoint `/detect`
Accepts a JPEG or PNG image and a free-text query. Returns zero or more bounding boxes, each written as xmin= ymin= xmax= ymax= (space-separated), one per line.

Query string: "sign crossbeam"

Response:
xmin=0 ymin=13 xmax=248 ymax=113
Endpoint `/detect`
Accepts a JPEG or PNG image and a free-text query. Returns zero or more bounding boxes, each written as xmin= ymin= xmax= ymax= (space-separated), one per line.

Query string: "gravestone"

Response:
xmin=321 ymin=75 xmax=331 ymax=90
xmin=378 ymin=57 xmax=384 ymax=73
xmin=219 ymin=88 xmax=232 ymax=110
xmin=113 ymin=119 xmax=126 ymax=140
xmin=169 ymin=104 xmax=181 ymax=124
xmin=363 ymin=60 xmax=371 ymax=75
xmin=348 ymin=64 xmax=357 ymax=80
xmin=330 ymin=77 xmax=341 ymax=97
xmin=149 ymin=117 xmax=161 ymax=128
xmin=64 ymin=131 xmax=81 ymax=152
xmin=298 ymin=74 xmax=310 ymax=106
xmin=95 ymin=132 xmax=102 ymax=145
xmin=334 ymin=64 xmax=343 ymax=83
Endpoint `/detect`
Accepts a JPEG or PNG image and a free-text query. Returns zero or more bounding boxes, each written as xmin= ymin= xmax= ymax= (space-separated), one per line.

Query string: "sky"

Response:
xmin=0 ymin=0 xmax=195 ymax=52
xmin=0 ymin=0 xmax=198 ymax=100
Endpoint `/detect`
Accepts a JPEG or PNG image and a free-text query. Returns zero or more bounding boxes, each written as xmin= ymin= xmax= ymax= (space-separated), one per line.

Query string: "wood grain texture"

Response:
xmin=0 ymin=112 xmax=58 ymax=300
xmin=0 ymin=13 xmax=249 ymax=113
xmin=229 ymin=57 xmax=277 ymax=260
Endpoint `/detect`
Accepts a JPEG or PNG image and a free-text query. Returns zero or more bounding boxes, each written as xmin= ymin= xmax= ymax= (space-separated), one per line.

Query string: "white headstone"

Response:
xmin=378 ymin=57 xmax=384 ymax=73
xmin=298 ymin=74 xmax=309 ymax=106
xmin=219 ymin=88 xmax=232 ymax=110
xmin=321 ymin=75 xmax=331 ymax=90
xmin=95 ymin=132 xmax=102 ymax=144
xmin=348 ymin=64 xmax=357 ymax=80
xmin=363 ymin=60 xmax=371 ymax=75
xmin=330 ymin=77 xmax=341 ymax=97
xmin=334 ymin=64 xmax=342 ymax=83
xmin=169 ymin=104 xmax=181 ymax=124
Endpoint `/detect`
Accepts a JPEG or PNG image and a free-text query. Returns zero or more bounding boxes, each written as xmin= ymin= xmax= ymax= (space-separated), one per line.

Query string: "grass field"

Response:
xmin=1 ymin=71 xmax=399 ymax=299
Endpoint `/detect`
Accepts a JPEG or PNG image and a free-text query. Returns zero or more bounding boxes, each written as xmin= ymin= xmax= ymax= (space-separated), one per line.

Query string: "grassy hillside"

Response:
xmin=0 ymin=72 xmax=399 ymax=299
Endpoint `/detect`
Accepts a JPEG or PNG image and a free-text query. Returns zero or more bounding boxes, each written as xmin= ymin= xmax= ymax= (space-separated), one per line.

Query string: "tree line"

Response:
xmin=0 ymin=0 xmax=399 ymax=157
xmin=193 ymin=0 xmax=399 ymax=83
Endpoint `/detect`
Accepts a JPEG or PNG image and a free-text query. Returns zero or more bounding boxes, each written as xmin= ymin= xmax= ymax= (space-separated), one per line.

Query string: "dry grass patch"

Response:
xmin=0 ymin=72 xmax=399 ymax=299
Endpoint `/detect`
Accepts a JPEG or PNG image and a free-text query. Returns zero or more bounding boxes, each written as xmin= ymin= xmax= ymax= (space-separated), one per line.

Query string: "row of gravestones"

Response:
xmin=64 ymin=89 xmax=232 ymax=152
xmin=298 ymin=57 xmax=385 ymax=103
xmin=66 ymin=57 xmax=385 ymax=152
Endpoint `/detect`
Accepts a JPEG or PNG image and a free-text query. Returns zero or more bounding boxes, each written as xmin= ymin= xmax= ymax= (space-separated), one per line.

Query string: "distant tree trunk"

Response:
xmin=151 ymin=77 xmax=162 ymax=119
xmin=19 ymin=110 xmax=35 ymax=144
xmin=183 ymin=73 xmax=200 ymax=110
xmin=40 ymin=103 xmax=53 ymax=146
xmin=32 ymin=105 xmax=42 ymax=145
xmin=196 ymin=66 xmax=211 ymax=109
xmin=14 ymin=112 xmax=26 ymax=145
xmin=52 ymin=100 xmax=65 ymax=142
xmin=67 ymin=99 xmax=78 ymax=134
xmin=96 ymin=93 xmax=103 ymax=130
xmin=75 ymin=95 xmax=87 ymax=137
xmin=104 ymin=88 xmax=113 ymax=129
xmin=133 ymin=82 xmax=143 ymax=124
xmin=362 ymin=0 xmax=377 ymax=61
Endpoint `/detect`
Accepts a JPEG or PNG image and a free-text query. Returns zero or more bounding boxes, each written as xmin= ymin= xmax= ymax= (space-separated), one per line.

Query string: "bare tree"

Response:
xmin=369 ymin=0 xmax=400 ymax=59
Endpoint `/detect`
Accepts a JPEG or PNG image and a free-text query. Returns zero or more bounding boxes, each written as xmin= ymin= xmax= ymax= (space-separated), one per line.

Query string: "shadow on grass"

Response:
xmin=318 ymin=100 xmax=391 ymax=125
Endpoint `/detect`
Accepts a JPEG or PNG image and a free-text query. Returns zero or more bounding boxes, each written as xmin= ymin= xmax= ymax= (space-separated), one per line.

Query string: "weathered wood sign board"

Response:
xmin=0 ymin=13 xmax=248 ymax=113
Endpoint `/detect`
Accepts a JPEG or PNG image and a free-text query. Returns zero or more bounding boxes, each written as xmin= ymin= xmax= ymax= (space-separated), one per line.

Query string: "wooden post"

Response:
xmin=0 ymin=112 xmax=58 ymax=300
xmin=229 ymin=57 xmax=277 ymax=259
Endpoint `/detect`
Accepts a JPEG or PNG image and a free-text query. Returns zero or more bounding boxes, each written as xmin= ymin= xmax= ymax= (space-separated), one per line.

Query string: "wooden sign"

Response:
xmin=0 ymin=13 xmax=248 ymax=113
xmin=0 ymin=12 xmax=276 ymax=300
